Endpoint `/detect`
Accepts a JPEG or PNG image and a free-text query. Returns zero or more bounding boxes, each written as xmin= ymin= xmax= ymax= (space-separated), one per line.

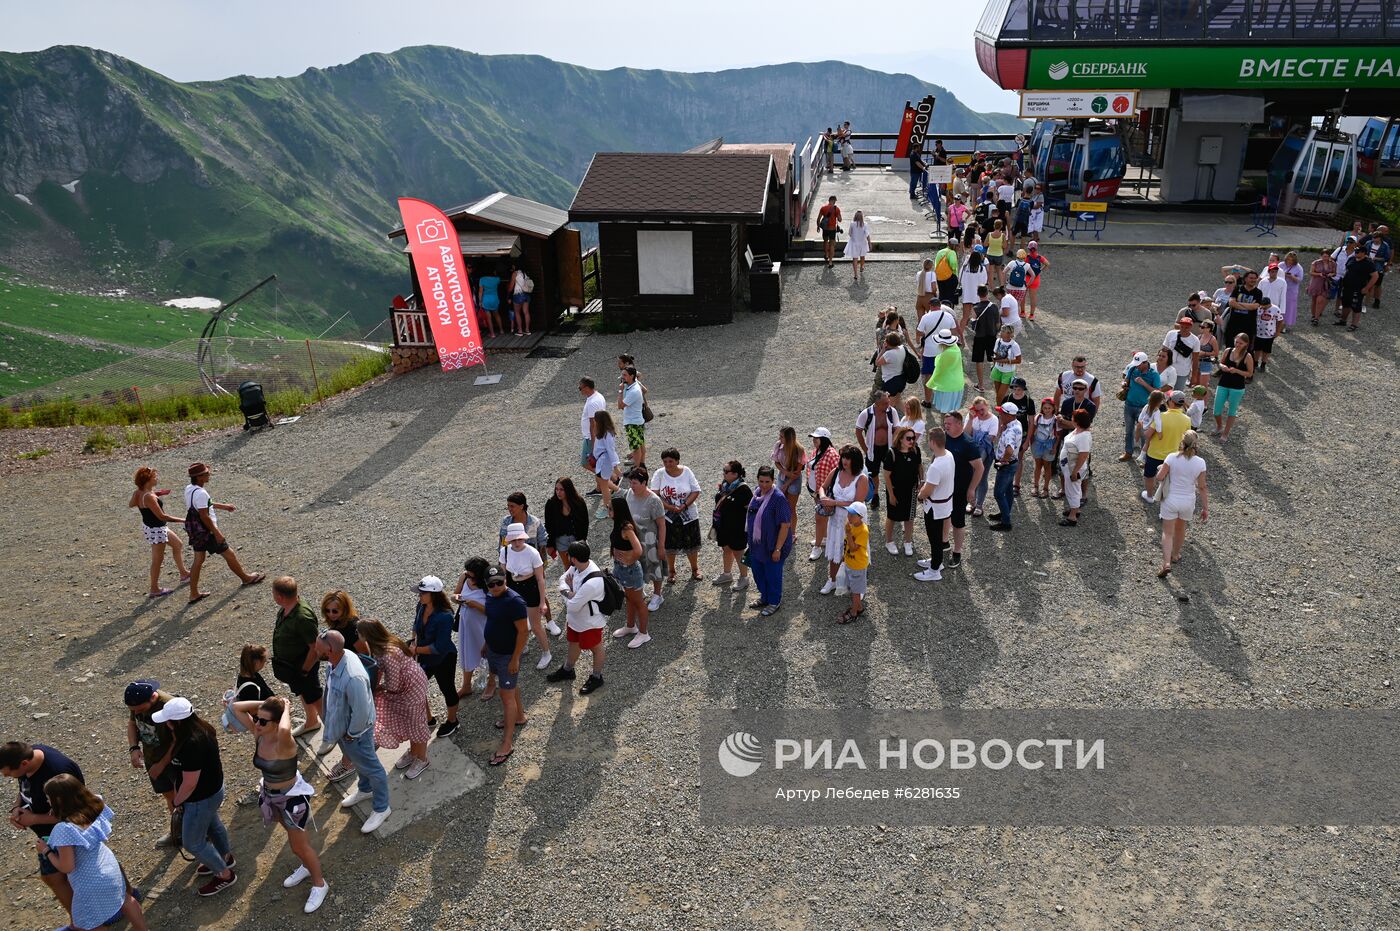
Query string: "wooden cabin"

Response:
xmin=687 ymin=139 xmax=797 ymax=256
xmin=568 ymin=152 xmax=776 ymax=328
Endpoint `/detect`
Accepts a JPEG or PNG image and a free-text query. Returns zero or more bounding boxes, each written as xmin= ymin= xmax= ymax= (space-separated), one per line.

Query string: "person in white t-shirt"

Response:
xmin=578 ymin=377 xmax=607 ymax=483
xmin=878 ymin=332 xmax=909 ymax=397
xmin=915 ymin=259 xmax=937 ymax=313
xmin=1161 ymin=318 xmax=1200 ymax=392
xmin=651 ymin=449 xmax=704 ymax=583
xmin=1154 ymin=431 xmax=1208 ymax=577
xmin=183 ymin=461 xmax=263 ymax=604
xmin=1058 ymin=409 xmax=1093 ymax=526
xmin=995 ymin=286 xmax=1022 ymax=337
xmin=1187 ymin=385 xmax=1207 ymax=429
xmin=546 ymin=542 xmax=607 ymax=695
xmin=1153 ymin=348 xmax=1177 ymax=396
xmin=913 ymin=427 xmax=955 ymax=582
xmin=916 ymin=302 xmax=958 ymax=405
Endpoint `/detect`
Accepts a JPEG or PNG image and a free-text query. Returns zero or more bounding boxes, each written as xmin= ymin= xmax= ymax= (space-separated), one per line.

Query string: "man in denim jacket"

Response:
xmin=318 ymin=631 xmax=392 ymax=834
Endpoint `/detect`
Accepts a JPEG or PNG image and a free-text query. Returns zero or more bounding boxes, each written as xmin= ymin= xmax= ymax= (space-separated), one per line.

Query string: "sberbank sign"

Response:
xmin=1028 ymin=47 xmax=1400 ymax=89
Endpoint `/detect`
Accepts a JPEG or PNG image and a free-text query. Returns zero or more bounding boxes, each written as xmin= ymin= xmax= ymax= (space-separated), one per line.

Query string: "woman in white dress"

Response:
xmin=1154 ymin=430 xmax=1208 ymax=578
xmin=844 ymin=211 xmax=873 ymax=283
xmin=817 ymin=446 xmax=869 ymax=595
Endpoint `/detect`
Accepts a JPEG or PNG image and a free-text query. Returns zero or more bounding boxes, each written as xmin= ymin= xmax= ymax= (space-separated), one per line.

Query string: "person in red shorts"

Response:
xmin=547 ymin=542 xmax=607 ymax=695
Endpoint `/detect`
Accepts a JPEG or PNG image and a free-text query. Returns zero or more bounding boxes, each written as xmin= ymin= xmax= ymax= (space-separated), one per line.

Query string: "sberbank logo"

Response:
xmin=1050 ymin=60 xmax=1148 ymax=80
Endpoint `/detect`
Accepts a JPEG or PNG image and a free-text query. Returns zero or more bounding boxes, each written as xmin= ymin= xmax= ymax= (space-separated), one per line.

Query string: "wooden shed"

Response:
xmin=687 ymin=139 xmax=797 ymax=256
xmin=387 ymin=192 xmax=583 ymax=339
xmin=568 ymin=152 xmax=775 ymax=328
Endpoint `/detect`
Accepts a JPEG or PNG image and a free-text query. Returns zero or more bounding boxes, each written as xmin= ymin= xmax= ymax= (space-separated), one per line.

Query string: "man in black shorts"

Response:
xmin=2 ymin=740 xmax=84 ymax=915
xmin=817 ymin=196 xmax=841 ymax=268
xmin=271 ymin=576 xmax=324 ymax=738
xmin=966 ymin=285 xmax=999 ymax=391
xmin=941 ymin=411 xmax=985 ymax=569
xmin=184 ymin=462 xmax=264 ymax=604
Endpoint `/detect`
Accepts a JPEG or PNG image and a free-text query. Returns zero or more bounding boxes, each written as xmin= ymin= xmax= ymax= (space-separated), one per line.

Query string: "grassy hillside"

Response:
xmin=1 ymin=46 xmax=1025 ymax=343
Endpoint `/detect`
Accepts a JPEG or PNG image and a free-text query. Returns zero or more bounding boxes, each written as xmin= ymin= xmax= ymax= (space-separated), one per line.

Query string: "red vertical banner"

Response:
xmin=397 ymin=197 xmax=485 ymax=370
xmin=894 ymin=102 xmax=916 ymax=158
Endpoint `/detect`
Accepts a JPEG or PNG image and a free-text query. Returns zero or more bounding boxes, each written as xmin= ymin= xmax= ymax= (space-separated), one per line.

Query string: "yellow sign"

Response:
xmin=950 ymin=154 xmax=973 ymax=165
xmin=1069 ymin=201 xmax=1108 ymax=213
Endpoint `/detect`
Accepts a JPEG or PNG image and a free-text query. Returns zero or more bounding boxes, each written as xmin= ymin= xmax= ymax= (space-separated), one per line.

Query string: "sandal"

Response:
xmin=1157 ymin=566 xmax=1171 ymax=578
xmin=666 ymin=574 xmax=677 ymax=585
xmin=1013 ymin=485 xmax=1021 ymax=497
xmin=971 ymin=507 xmax=983 ymax=517
xmin=147 ymin=588 xmax=175 ymax=599
xmin=188 ymin=592 xmax=210 ymax=605
xmin=241 ymin=573 xmax=266 ymax=587
xmin=1058 ymin=518 xmax=1077 ymax=527
xmin=478 ymin=686 xmax=497 ymax=702
xmin=1348 ymin=325 xmax=1358 ymax=331
xmin=838 ymin=609 xmax=864 ymax=625
xmin=489 ymin=750 xmax=513 ymax=766
xmin=494 ymin=718 xmax=529 ymax=730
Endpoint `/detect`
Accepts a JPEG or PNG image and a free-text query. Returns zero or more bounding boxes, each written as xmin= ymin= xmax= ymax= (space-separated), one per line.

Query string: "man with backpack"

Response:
xmin=547 ymin=542 xmax=612 ymax=695
xmin=916 ymin=301 xmax=958 ymax=408
xmin=817 ymin=196 xmax=842 ymax=268
xmin=933 ymin=238 xmax=960 ymax=306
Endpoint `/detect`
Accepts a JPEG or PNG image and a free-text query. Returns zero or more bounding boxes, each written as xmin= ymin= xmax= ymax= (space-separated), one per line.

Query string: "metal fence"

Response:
xmin=8 ymin=337 xmax=386 ymax=409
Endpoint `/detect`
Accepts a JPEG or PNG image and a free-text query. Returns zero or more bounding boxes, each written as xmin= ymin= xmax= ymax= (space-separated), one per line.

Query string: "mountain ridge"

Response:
xmin=0 ymin=45 xmax=1025 ymax=334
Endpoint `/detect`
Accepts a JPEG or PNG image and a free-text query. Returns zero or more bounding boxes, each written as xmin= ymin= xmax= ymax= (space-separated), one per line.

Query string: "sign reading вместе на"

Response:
xmin=1028 ymin=47 xmax=1400 ymax=89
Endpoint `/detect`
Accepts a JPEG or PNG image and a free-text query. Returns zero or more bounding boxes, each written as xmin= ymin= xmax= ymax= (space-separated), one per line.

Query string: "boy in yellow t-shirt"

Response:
xmin=840 ymin=502 xmax=870 ymax=624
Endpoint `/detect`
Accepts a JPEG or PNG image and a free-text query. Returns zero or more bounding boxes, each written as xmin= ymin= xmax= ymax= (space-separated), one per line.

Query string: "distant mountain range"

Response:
xmin=0 ymin=45 xmax=1025 ymax=334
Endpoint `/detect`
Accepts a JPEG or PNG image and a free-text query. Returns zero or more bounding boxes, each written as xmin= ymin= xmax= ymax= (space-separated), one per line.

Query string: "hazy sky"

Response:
xmin=2 ymin=0 xmax=1019 ymax=113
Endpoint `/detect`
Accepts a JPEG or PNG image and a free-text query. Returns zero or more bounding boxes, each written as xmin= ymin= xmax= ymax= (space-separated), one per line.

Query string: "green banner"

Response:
xmin=1028 ymin=46 xmax=1400 ymax=89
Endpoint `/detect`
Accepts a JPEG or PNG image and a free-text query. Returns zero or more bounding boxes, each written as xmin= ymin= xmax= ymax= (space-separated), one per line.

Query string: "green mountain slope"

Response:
xmin=0 ymin=46 xmax=1025 ymax=336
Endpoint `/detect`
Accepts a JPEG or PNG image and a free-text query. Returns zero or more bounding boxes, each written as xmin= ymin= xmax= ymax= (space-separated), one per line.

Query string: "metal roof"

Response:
xmin=401 ymin=231 xmax=521 ymax=257
xmin=387 ymin=192 xmax=569 ymax=240
xmin=569 ymin=153 xmax=773 ymax=223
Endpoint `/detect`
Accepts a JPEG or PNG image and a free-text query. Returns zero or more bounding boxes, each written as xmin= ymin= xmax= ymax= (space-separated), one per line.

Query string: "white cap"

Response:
xmin=808 ymin=427 xmax=832 ymax=440
xmin=844 ymin=501 xmax=867 ymax=519
xmin=1131 ymin=352 xmax=1150 ymax=365
xmin=414 ymin=575 xmax=445 ymax=593
xmin=504 ymin=522 xmax=529 ymax=543
xmin=998 ymin=402 xmax=1020 ymax=415
xmin=151 ymin=696 xmax=193 ymax=724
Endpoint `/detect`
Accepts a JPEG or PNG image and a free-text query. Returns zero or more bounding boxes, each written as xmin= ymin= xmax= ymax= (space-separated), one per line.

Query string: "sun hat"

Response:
xmin=808 ymin=427 xmax=832 ymax=440
xmin=151 ymin=696 xmax=192 ymax=724
xmin=504 ymin=522 xmax=529 ymax=543
xmin=1131 ymin=351 xmax=1150 ymax=365
xmin=933 ymin=328 xmax=958 ymax=346
xmin=844 ymin=501 xmax=867 ymax=519
xmin=187 ymin=462 xmax=210 ymax=479
xmin=123 ymin=680 xmax=160 ymax=707
xmin=414 ymin=575 xmax=445 ymax=593
xmin=998 ymin=402 xmax=1020 ymax=415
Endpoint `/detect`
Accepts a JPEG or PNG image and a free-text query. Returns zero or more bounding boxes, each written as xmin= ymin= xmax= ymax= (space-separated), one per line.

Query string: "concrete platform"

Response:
xmin=798 ymin=167 xmax=1339 ymax=252
xmin=300 ymin=733 xmax=486 ymax=838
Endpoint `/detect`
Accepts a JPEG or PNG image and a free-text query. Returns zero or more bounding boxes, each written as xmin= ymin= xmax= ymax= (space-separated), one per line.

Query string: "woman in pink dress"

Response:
xmin=1281 ymin=250 xmax=1304 ymax=331
xmin=1307 ymin=247 xmax=1335 ymax=325
xmin=356 ymin=619 xmax=433 ymax=780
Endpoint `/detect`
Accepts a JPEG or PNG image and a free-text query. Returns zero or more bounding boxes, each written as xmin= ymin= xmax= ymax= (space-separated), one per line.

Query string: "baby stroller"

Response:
xmin=238 ymin=380 xmax=274 ymax=431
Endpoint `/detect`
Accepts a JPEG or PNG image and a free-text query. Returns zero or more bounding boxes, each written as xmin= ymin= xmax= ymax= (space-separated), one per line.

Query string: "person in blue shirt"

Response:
xmin=411 ymin=577 xmax=459 ymax=737
xmin=318 ymin=630 xmax=392 ymax=834
xmin=483 ymin=571 xmax=530 ymax=766
xmin=477 ymin=271 xmax=507 ymax=338
xmin=1119 ymin=351 xmax=1162 ymax=460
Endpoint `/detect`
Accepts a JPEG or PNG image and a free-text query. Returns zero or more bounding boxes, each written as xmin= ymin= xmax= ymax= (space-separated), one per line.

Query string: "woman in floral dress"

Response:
xmin=357 ymin=619 xmax=432 ymax=780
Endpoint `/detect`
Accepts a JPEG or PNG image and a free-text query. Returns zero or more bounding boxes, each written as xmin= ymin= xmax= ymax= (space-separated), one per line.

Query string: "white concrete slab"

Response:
xmin=299 ymin=735 xmax=486 ymax=838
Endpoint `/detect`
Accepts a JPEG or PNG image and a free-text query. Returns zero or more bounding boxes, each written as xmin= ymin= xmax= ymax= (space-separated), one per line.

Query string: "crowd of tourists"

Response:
xmin=8 ymin=205 xmax=1389 ymax=928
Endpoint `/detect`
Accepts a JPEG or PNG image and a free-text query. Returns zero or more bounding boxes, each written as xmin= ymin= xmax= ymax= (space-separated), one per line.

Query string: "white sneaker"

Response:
xmin=1140 ymin=490 xmax=1153 ymax=503
xmin=711 ymin=573 xmax=733 ymax=586
xmin=627 ymin=632 xmax=652 ymax=649
xmin=535 ymin=651 xmax=553 ymax=670
xmin=647 ymin=593 xmax=664 ymax=612
xmin=808 ymin=545 xmax=822 ymax=561
xmin=283 ymin=865 xmax=311 ymax=888
xmin=612 ymin=625 xmax=639 ymax=639
xmin=594 ymin=506 xmax=609 ymax=520
xmin=304 ymin=882 xmax=329 ymax=914
xmin=913 ymin=568 xmax=943 ymax=582
xmin=340 ymin=788 xmax=373 ymax=809
xmin=730 ymin=577 xmax=749 ymax=592
xmin=819 ymin=580 xmax=836 ymax=595
xmin=904 ymin=542 xmax=914 ymax=556
xmin=916 ymin=558 xmax=931 ymax=569
xmin=404 ymin=758 xmax=430 ymax=780
xmin=834 ymin=586 xmax=848 ymax=596
xmin=545 ymin=620 xmax=561 ymax=636
xmin=885 ymin=541 xmax=899 ymax=555
xmin=361 ymin=808 xmax=391 ymax=834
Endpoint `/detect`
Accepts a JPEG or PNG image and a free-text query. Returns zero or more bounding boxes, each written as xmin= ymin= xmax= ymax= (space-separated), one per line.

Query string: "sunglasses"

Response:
xmin=324 ymin=608 xmax=341 ymax=616
xmin=487 ymin=580 xmax=507 ymax=588
xmin=254 ymin=717 xmax=275 ymax=726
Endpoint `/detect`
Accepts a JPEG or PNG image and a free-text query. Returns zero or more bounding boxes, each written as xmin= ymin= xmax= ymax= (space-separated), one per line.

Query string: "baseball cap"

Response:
xmin=504 ymin=522 xmax=529 ymax=543
xmin=486 ymin=569 xmax=507 ymax=585
xmin=1071 ymin=378 xmax=1089 ymax=388
xmin=973 ymin=244 xmax=985 ymax=253
xmin=1268 ymin=261 xmax=1279 ymax=268
xmin=1010 ymin=376 xmax=1028 ymax=389
xmin=1168 ymin=393 xmax=1187 ymax=405
xmin=1178 ymin=316 xmax=1194 ymax=325
xmin=123 ymin=680 xmax=160 ymax=706
xmin=151 ymin=696 xmax=192 ymax=724
xmin=1131 ymin=352 xmax=1150 ymax=365
xmin=998 ymin=402 xmax=1019 ymax=415
xmin=414 ymin=575 xmax=445 ymax=593
xmin=844 ymin=501 xmax=867 ymax=519
xmin=1259 ymin=297 xmax=1272 ymax=305
xmin=1027 ymin=240 xmax=1039 ymax=249
xmin=808 ymin=427 xmax=832 ymax=440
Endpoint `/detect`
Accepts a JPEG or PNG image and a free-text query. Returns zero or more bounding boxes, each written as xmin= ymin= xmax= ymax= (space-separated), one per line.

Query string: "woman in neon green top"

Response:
xmin=925 ymin=328 xmax=964 ymax=414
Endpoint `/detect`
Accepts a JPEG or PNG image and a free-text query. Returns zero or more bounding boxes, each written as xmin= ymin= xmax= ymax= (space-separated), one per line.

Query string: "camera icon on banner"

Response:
xmin=416 ymin=218 xmax=451 ymax=244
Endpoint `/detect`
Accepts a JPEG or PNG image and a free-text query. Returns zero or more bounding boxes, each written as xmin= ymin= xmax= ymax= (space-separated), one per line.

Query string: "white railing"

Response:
xmin=392 ymin=310 xmax=433 ymax=347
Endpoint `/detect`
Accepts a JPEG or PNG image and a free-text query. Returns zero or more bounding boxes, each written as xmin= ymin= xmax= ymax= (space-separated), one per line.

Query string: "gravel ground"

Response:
xmin=1 ymin=248 xmax=1396 ymax=930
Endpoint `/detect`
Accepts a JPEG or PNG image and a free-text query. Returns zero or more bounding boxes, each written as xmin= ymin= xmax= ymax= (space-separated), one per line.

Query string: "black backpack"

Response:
xmin=584 ymin=570 xmax=625 ymax=616
xmin=900 ymin=346 xmax=921 ymax=385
